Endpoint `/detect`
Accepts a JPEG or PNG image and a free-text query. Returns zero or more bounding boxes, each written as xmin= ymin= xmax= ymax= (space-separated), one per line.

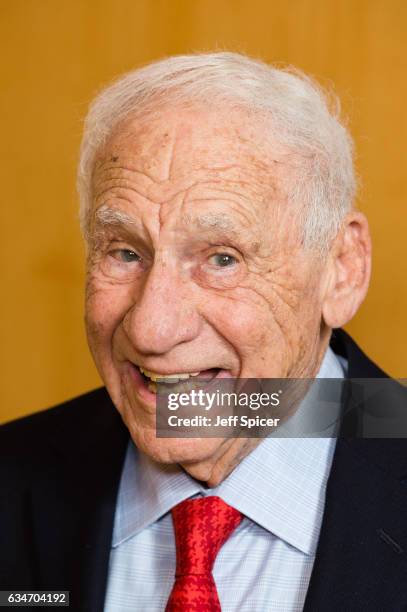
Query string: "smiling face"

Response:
xmin=84 ymin=104 xmax=335 ymax=483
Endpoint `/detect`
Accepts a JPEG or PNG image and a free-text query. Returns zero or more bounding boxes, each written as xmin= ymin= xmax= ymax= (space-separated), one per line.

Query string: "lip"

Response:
xmin=126 ymin=362 xmax=234 ymax=406
xmin=126 ymin=361 xmax=156 ymax=405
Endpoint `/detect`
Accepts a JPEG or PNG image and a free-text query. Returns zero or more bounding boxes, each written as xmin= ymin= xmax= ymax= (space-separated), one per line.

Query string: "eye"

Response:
xmin=112 ymin=249 xmax=142 ymax=263
xmin=208 ymin=253 xmax=238 ymax=268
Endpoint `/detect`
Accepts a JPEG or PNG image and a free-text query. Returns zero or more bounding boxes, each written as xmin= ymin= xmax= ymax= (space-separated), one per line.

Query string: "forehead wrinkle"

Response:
xmin=94 ymin=155 xmax=279 ymax=209
xmin=183 ymin=170 xmax=279 ymax=217
xmin=93 ymin=160 xmax=158 ymax=195
xmin=183 ymin=184 xmax=262 ymax=229
xmin=93 ymin=163 xmax=164 ymax=205
xmin=188 ymin=181 xmax=266 ymax=203
xmin=93 ymin=156 xmax=181 ymax=206
xmin=93 ymin=160 xmax=157 ymax=183
xmin=94 ymin=184 xmax=158 ymax=209
xmin=94 ymin=159 xmax=205 ymax=206
xmin=184 ymin=163 xmax=277 ymax=193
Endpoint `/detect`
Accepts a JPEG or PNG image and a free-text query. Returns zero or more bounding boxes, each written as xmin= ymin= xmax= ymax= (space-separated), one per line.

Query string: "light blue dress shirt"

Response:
xmin=104 ymin=348 xmax=345 ymax=611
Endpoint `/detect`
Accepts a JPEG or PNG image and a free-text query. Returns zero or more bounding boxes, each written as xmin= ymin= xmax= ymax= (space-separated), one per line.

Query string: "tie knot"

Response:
xmin=171 ymin=496 xmax=242 ymax=576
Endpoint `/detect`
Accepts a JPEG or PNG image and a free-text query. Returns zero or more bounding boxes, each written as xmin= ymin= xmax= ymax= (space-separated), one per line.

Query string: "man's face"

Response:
xmin=85 ymin=104 xmax=327 ymax=474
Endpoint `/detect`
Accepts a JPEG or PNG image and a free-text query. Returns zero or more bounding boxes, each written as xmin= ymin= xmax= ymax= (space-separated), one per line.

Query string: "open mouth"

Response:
xmin=126 ymin=362 xmax=236 ymax=406
xmin=138 ymin=367 xmax=222 ymax=393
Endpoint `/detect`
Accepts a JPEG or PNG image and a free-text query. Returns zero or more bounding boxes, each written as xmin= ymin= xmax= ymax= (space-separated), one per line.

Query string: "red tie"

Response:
xmin=165 ymin=496 xmax=243 ymax=612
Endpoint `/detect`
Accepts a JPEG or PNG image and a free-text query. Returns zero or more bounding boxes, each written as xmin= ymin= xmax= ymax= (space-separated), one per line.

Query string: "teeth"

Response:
xmin=148 ymin=381 xmax=157 ymax=394
xmin=140 ymin=367 xmax=200 ymax=382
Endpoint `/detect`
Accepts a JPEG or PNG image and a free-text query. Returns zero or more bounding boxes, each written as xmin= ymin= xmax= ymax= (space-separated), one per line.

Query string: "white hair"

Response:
xmin=77 ymin=52 xmax=356 ymax=250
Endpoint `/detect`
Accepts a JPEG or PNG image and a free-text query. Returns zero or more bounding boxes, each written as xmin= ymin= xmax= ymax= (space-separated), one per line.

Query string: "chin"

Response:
xmin=129 ymin=428 xmax=226 ymax=467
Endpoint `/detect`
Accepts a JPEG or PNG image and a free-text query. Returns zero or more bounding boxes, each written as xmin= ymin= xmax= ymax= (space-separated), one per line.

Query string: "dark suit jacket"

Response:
xmin=1 ymin=330 xmax=407 ymax=612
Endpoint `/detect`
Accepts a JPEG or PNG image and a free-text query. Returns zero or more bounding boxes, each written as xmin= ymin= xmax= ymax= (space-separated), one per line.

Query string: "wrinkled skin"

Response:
xmin=85 ymin=105 xmax=371 ymax=486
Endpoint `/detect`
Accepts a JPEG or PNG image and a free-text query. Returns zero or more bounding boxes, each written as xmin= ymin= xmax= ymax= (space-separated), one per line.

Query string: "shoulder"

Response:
xmin=0 ymin=387 xmax=121 ymax=464
xmin=0 ymin=388 xmax=128 ymax=592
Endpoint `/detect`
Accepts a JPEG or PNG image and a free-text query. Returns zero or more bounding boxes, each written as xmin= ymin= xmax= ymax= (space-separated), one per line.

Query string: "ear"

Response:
xmin=321 ymin=211 xmax=372 ymax=329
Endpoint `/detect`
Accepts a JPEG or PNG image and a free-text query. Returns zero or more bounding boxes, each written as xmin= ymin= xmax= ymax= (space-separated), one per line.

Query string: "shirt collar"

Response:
xmin=112 ymin=347 xmax=345 ymax=555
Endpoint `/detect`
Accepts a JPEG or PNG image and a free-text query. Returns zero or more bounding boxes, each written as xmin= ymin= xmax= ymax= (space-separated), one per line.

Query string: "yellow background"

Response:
xmin=1 ymin=0 xmax=406 ymax=424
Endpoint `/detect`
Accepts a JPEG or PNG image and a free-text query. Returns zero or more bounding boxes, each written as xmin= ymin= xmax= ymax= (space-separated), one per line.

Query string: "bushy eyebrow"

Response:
xmin=181 ymin=213 xmax=256 ymax=246
xmin=190 ymin=213 xmax=238 ymax=231
xmin=93 ymin=204 xmax=137 ymax=229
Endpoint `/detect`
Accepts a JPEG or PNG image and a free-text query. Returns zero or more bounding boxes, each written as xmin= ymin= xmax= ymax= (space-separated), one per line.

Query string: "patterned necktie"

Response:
xmin=165 ymin=496 xmax=243 ymax=611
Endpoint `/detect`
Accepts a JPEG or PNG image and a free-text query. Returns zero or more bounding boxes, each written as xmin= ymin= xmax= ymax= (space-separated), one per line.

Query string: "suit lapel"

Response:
xmin=305 ymin=330 xmax=407 ymax=610
xmin=304 ymin=438 xmax=407 ymax=611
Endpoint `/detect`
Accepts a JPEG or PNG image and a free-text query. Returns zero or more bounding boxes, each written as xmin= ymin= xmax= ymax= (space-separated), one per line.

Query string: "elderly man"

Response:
xmin=1 ymin=52 xmax=406 ymax=612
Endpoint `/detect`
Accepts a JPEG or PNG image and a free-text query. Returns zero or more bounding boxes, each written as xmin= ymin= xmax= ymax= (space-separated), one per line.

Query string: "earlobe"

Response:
xmin=321 ymin=212 xmax=372 ymax=329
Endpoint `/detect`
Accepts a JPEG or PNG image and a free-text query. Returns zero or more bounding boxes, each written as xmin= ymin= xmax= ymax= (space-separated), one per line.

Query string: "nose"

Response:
xmin=122 ymin=259 xmax=201 ymax=356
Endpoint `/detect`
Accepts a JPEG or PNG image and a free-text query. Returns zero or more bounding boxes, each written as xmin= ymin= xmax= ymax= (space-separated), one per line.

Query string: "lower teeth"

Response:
xmin=147 ymin=381 xmax=157 ymax=394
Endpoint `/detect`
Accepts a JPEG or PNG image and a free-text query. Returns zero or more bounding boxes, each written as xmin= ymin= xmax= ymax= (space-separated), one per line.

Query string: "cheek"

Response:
xmin=204 ymin=271 xmax=322 ymax=363
xmin=85 ymin=275 xmax=131 ymax=349
xmin=203 ymin=288 xmax=278 ymax=353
